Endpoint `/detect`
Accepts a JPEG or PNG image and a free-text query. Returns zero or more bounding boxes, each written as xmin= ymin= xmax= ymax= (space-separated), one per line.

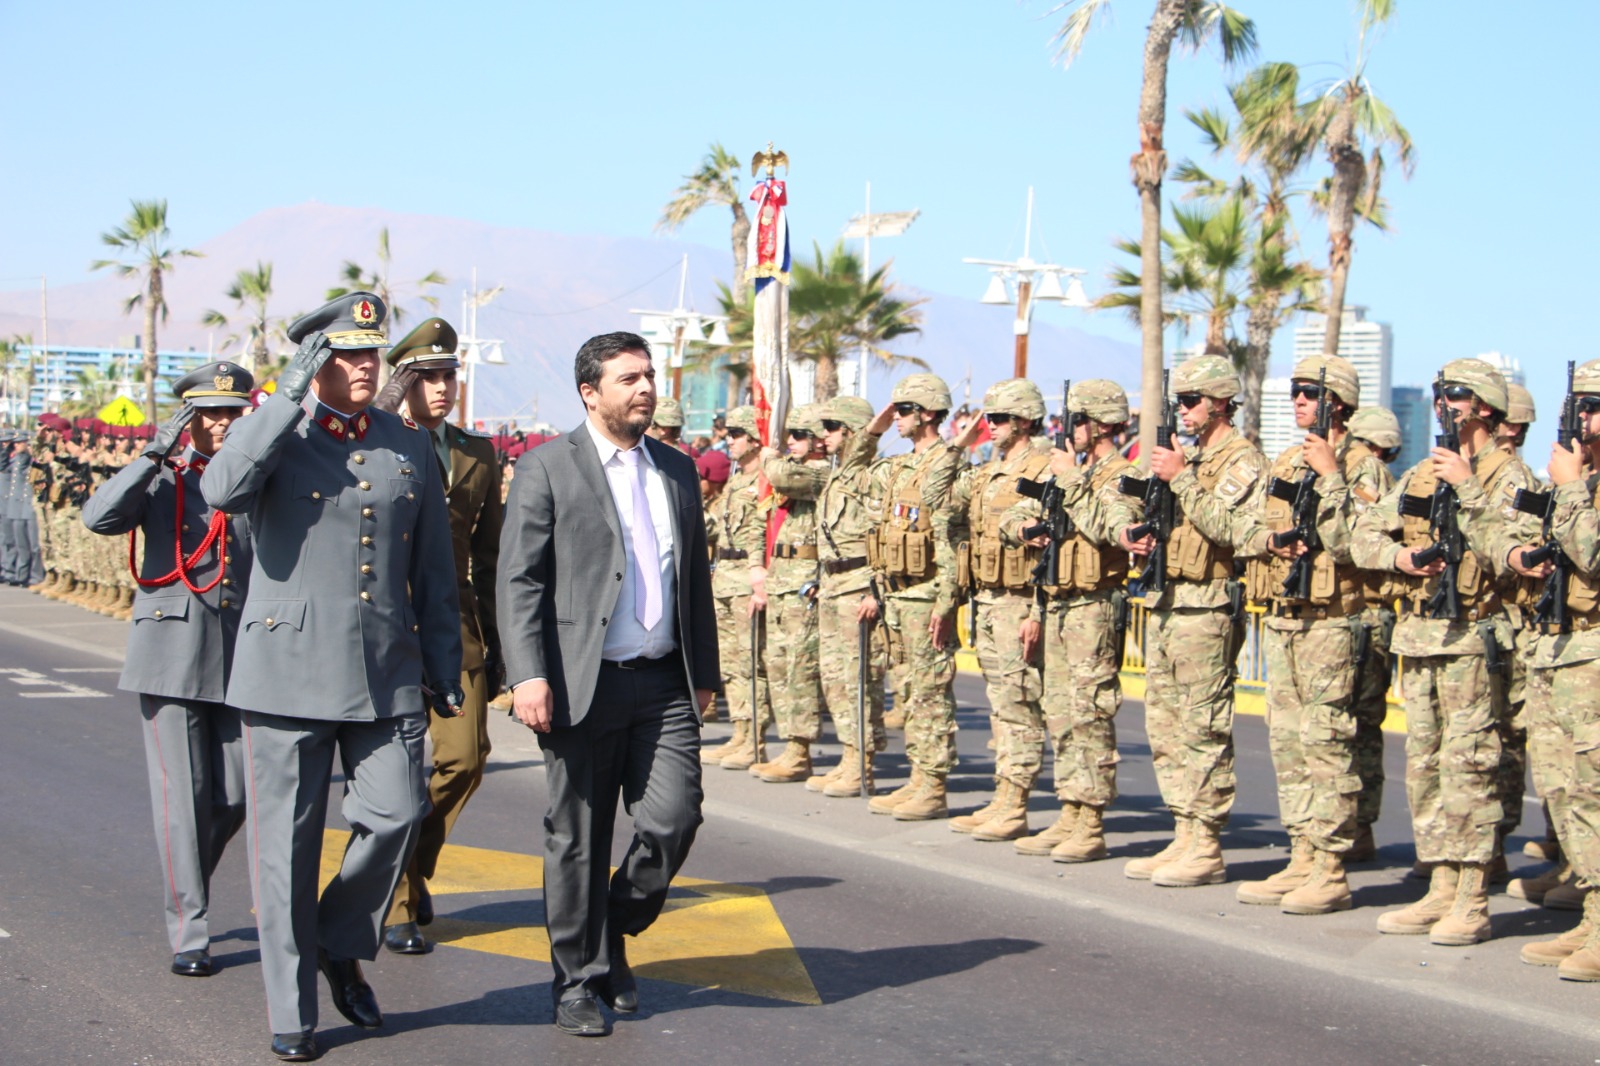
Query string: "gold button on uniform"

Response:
xmin=265 ymin=617 xmax=275 ymax=627
xmin=361 ymin=564 xmax=373 ymax=574
xmin=223 ymin=578 xmax=234 ymax=587
xmin=220 ymin=599 xmax=230 ymax=608
xmin=362 ymin=507 xmax=374 ymax=518
xmin=360 ymin=591 xmax=372 ymax=602
xmin=411 ymin=624 xmax=419 ymax=633
xmin=353 ymin=455 xmax=365 ymax=465
xmin=153 ymin=609 xmax=163 ymax=618
xmin=360 ymin=480 xmax=371 ymax=490
xmin=311 ymin=491 xmax=321 ymax=500
xmin=361 ymin=536 xmax=373 ymax=546
xmin=226 ymin=534 xmax=235 ymax=544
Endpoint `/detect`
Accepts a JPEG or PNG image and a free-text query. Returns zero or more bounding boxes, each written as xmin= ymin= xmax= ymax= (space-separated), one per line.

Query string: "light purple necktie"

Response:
xmin=619 ymin=448 xmax=662 ymax=630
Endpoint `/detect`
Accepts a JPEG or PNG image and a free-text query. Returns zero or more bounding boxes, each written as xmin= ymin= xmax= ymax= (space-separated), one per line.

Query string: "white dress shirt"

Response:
xmin=584 ymin=419 xmax=678 ymax=661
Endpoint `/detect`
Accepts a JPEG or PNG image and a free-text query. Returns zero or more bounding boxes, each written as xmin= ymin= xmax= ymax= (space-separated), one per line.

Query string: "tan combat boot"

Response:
xmin=35 ymin=571 xmax=58 ymax=595
xmin=720 ymin=725 xmax=766 ymax=771
xmin=823 ymin=750 xmax=874 ymax=798
xmin=949 ymin=789 xmax=1005 ymax=834
xmin=804 ymin=748 xmax=849 ymax=793
xmin=758 ymin=741 xmax=813 ymax=783
xmin=1051 ymin=805 xmax=1108 ymax=864
xmin=1377 ymin=862 xmax=1459 ymax=935
xmin=702 ymin=700 xmax=720 ymax=724
xmin=1521 ymin=922 xmax=1591 ymax=967
xmin=1280 ymin=849 xmax=1353 ymax=915
xmin=1559 ymin=895 xmax=1600 ymax=980
xmin=1544 ymin=881 xmax=1589 ymax=912
xmin=1524 ymin=832 xmax=1561 ymax=864
xmin=893 ymin=773 xmax=948 ymax=821
xmin=1152 ymin=819 xmax=1226 ymax=887
xmin=40 ymin=573 xmax=64 ymax=600
xmin=1125 ymin=818 xmax=1192 ymax=881
xmin=701 ymin=721 xmax=748 ymax=766
xmin=1237 ymin=835 xmax=1315 ymax=905
xmin=971 ymin=779 xmax=1032 ymax=842
xmin=1015 ymin=804 xmax=1079 ymax=857
xmin=113 ymin=586 xmax=134 ymax=620
xmin=1346 ymin=823 xmax=1377 ymax=863
xmin=883 ymin=708 xmax=906 ymax=730
xmin=1407 ymin=859 xmax=1434 ymax=880
xmin=1508 ymin=862 xmax=1571 ymax=904
xmin=868 ymin=768 xmax=922 ymax=814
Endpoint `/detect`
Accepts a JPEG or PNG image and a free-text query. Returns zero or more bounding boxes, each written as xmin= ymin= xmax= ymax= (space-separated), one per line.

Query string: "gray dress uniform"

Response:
xmin=201 ymin=351 xmax=461 ymax=1033
xmin=81 ymin=441 xmax=253 ymax=961
xmin=2 ymin=432 xmax=44 ymax=585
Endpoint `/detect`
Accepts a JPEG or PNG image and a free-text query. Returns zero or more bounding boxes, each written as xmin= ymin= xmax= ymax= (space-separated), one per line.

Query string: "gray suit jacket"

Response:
xmin=201 ymin=393 xmax=462 ymax=721
xmin=496 ymin=423 xmax=718 ymax=729
xmin=82 ymin=451 xmax=253 ymax=702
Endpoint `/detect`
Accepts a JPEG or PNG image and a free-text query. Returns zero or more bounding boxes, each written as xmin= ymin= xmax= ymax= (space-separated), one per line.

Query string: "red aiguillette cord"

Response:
xmin=127 ymin=458 xmax=229 ymax=594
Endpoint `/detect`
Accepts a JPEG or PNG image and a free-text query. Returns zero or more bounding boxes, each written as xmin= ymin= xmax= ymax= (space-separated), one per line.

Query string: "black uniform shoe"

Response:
xmin=270 ymin=1031 xmax=320 ymax=1061
xmin=383 ymin=922 xmax=431 ymax=955
xmin=316 ymin=950 xmax=382 ymax=1029
xmin=416 ymin=881 xmax=434 ymax=926
xmin=170 ymin=949 xmax=213 ymax=977
xmin=554 ymin=995 xmax=610 ymax=1037
xmin=602 ymin=935 xmax=637 ymax=1014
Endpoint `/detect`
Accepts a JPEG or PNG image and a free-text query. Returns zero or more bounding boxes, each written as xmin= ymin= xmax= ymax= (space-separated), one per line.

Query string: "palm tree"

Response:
xmin=1301 ymin=0 xmax=1414 ymax=356
xmin=90 ymin=200 xmax=202 ymax=421
xmin=201 ymin=261 xmax=282 ymax=376
xmin=59 ymin=364 xmax=120 ymax=420
xmin=0 ymin=334 xmax=30 ymax=423
xmin=657 ymin=144 xmax=752 ymax=301
xmin=327 ymin=227 xmax=447 ymax=334
xmin=788 ymin=241 xmax=926 ymax=401
xmin=1049 ymin=0 xmax=1255 ymax=465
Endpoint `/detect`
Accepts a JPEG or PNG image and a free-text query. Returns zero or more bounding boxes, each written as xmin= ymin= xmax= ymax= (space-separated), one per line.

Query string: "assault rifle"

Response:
xmin=1264 ymin=368 xmax=1331 ymax=600
xmin=1397 ymin=374 xmax=1464 ymax=621
xmin=1117 ymin=370 xmax=1178 ymax=597
xmin=1513 ymin=360 xmax=1578 ymax=629
xmin=1017 ymin=380 xmax=1074 ymax=590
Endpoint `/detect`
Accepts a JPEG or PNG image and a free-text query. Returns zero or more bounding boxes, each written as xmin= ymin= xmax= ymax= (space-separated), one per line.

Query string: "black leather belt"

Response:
xmin=716 ymin=548 xmax=749 ymax=561
xmin=604 ymin=654 xmax=677 ymax=671
xmin=823 ymin=556 xmax=868 ymax=575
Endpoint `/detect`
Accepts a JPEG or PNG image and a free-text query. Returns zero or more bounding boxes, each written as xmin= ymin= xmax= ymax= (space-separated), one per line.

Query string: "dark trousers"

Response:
xmin=537 ymin=660 xmax=704 ymax=1003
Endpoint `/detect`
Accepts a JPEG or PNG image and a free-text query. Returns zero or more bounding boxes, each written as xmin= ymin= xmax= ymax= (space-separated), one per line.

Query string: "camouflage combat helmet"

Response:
xmin=1069 ymin=379 xmax=1130 ymax=426
xmin=982 ymin=378 xmax=1046 ymax=423
xmin=1576 ymin=359 xmax=1600 ymax=394
xmin=891 ymin=373 xmax=953 ymax=413
xmin=652 ymin=395 xmax=685 ymax=428
xmin=1291 ymin=354 xmax=1360 ymax=408
xmin=824 ymin=395 xmax=875 ymax=431
xmin=1348 ymin=407 xmax=1402 ymax=450
xmin=725 ymin=404 xmax=762 ymax=436
xmin=1171 ymin=354 xmax=1239 ymax=399
xmin=1504 ymin=383 xmax=1535 ymax=426
xmin=1438 ymin=358 xmax=1508 ymax=416
xmin=788 ymin=402 xmax=825 ymax=435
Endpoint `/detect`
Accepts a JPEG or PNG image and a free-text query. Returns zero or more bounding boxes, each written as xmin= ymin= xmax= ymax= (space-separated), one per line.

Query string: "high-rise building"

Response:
xmin=1476 ymin=351 xmax=1525 ymax=386
xmin=1294 ymin=306 xmax=1393 ymax=411
xmin=1390 ymin=384 xmax=1434 ymax=474
xmin=1257 ymin=377 xmax=1298 ymax=462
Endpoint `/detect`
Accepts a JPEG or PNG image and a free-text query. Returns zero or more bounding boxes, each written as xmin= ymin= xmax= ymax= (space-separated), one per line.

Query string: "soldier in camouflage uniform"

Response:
xmin=650 ymin=395 xmax=694 ymax=456
xmin=28 ymin=423 xmax=57 ymax=593
xmin=1495 ymin=382 xmax=1541 ymax=867
xmin=1119 ymin=355 xmax=1266 ymax=887
xmin=1514 ymin=359 xmax=1600 ymax=976
xmin=809 ymin=395 xmax=889 ymax=797
xmin=1352 ymin=358 xmax=1541 ymax=945
xmin=701 ymin=405 xmax=775 ymax=770
xmin=750 ymin=403 xmax=829 ymax=784
xmin=938 ymin=379 xmax=1055 ymax=841
xmin=1233 ymin=356 xmax=1389 ymax=915
xmin=865 ymin=375 xmax=964 ymax=821
xmin=1343 ymin=407 xmax=1404 ymax=860
xmin=1004 ymin=380 xmax=1139 ymax=862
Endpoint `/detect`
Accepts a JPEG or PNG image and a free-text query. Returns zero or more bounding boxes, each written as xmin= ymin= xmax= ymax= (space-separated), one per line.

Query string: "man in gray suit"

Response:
xmin=498 ymin=331 xmax=718 ymax=1037
xmin=81 ymin=361 xmax=254 ymax=978
xmin=202 ymin=292 xmax=462 ymax=1063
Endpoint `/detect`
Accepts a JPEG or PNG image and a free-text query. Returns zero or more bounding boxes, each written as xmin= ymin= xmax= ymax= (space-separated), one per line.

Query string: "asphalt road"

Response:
xmin=0 ymin=585 xmax=1595 ymax=1065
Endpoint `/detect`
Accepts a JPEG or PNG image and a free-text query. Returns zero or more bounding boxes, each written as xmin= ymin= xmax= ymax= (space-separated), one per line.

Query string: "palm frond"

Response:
xmin=1046 ymin=0 xmax=1113 ymax=68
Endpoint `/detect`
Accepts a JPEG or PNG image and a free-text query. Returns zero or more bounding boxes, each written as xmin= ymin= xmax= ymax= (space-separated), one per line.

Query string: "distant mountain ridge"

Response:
xmin=0 ymin=201 xmax=1138 ymax=427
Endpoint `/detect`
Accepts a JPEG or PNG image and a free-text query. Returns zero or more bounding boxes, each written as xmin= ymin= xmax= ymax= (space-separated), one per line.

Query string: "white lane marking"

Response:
xmin=0 ymin=667 xmax=107 ymax=699
xmin=54 ymin=667 xmax=122 ymax=673
xmin=0 ymin=927 xmax=10 ymax=937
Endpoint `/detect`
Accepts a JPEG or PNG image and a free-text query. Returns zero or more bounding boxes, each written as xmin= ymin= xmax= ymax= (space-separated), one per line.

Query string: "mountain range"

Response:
xmin=0 ymin=202 xmax=1138 ymax=429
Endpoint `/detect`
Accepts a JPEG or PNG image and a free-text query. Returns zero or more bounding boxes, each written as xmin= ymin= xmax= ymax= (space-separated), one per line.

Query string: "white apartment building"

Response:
xmin=1293 ymin=306 xmax=1393 ymax=412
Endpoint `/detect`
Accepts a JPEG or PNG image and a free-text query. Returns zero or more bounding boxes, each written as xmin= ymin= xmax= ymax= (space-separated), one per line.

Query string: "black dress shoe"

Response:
xmin=554 ymin=995 xmax=610 ymax=1037
xmin=270 ymin=1031 xmax=320 ymax=1061
xmin=602 ymin=936 xmax=637 ymax=1014
xmin=383 ymin=922 xmax=431 ymax=955
xmin=170 ymin=949 xmax=213 ymax=977
xmin=416 ymin=881 xmax=434 ymax=926
xmin=316 ymin=950 xmax=382 ymax=1029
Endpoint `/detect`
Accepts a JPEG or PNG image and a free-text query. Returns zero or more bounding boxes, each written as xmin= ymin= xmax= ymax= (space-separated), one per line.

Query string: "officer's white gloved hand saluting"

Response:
xmin=143 ymin=401 xmax=197 ymax=463
xmin=277 ymin=330 xmax=334 ymax=404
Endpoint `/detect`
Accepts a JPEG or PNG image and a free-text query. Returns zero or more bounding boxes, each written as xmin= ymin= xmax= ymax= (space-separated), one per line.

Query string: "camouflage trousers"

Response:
xmin=1351 ymin=609 xmax=1394 ymax=827
xmin=764 ymin=591 xmax=822 ymax=743
xmin=1524 ymin=664 xmax=1569 ymax=856
xmin=973 ymin=588 xmax=1044 ymax=788
xmin=817 ymin=583 xmax=886 ymax=753
xmin=714 ymin=592 xmax=772 ymax=729
xmin=883 ymin=592 xmax=957 ymax=776
xmin=1263 ymin=620 xmax=1360 ymax=853
xmin=1041 ymin=592 xmax=1123 ymax=808
xmin=1537 ymin=661 xmax=1600 ymax=890
xmin=1496 ymin=625 xmax=1537 ymax=835
xmin=1399 ymin=652 xmax=1505 ymax=865
xmin=1144 ymin=606 xmax=1238 ymax=827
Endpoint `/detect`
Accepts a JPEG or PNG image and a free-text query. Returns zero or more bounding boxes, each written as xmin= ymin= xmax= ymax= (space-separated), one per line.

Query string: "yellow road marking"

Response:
xmin=317 ymin=830 xmax=820 ymax=1005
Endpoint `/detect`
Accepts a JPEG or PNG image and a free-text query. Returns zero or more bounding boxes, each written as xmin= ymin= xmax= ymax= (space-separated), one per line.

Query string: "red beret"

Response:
xmin=696 ymin=449 xmax=730 ymax=485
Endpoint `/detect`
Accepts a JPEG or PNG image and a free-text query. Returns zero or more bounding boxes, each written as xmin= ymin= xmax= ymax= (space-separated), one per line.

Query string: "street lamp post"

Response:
xmin=456 ymin=267 xmax=505 ymax=429
xmin=841 ymin=183 xmax=919 ymax=399
xmin=629 ymin=253 xmax=730 ymax=410
xmin=963 ymin=186 xmax=1090 ymax=379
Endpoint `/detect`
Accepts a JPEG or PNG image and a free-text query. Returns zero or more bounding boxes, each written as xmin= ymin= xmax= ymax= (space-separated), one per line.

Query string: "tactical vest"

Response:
xmin=1396 ymin=447 xmax=1511 ymax=618
xmin=1551 ymin=475 xmax=1600 ymax=627
xmin=1244 ymin=444 xmax=1363 ymax=613
xmin=1166 ymin=433 xmax=1253 ymax=583
xmin=1342 ymin=440 xmax=1397 ymax=607
xmin=969 ymin=447 xmax=1052 ymax=591
xmin=1044 ymin=454 xmax=1133 ymax=596
xmin=871 ymin=445 xmax=952 ymax=582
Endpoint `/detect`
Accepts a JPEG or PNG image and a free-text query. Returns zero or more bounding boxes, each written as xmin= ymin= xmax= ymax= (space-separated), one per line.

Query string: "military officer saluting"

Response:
xmin=201 ymin=293 xmax=462 ymax=1062
xmin=81 ymin=361 xmax=255 ymax=978
xmin=372 ymin=317 xmax=506 ymax=955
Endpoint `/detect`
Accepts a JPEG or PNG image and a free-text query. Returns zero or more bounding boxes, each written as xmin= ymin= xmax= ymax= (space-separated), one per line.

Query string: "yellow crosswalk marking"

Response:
xmin=318 ymin=830 xmax=821 ymax=1005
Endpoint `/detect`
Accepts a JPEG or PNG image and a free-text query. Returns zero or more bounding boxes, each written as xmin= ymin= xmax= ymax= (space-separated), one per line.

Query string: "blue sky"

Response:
xmin=1 ymin=1 xmax=1589 ymax=454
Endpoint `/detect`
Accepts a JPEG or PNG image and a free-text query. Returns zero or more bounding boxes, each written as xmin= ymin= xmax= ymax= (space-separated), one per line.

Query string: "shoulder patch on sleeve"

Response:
xmin=401 ymin=415 xmax=419 ymax=430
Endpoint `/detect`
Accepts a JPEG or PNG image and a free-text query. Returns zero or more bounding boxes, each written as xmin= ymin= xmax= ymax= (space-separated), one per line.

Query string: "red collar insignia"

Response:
xmin=314 ymin=408 xmax=371 ymax=442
